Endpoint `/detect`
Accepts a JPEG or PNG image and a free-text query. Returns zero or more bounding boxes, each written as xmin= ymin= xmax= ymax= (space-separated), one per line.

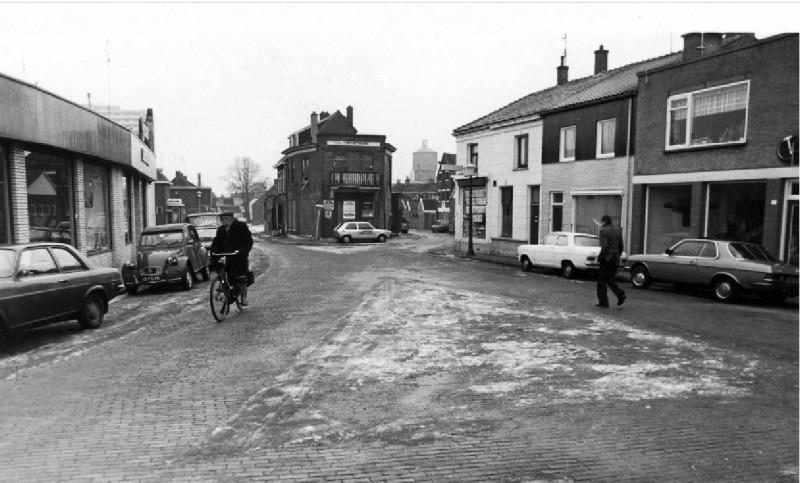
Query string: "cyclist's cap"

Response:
xmin=220 ymin=211 xmax=234 ymax=218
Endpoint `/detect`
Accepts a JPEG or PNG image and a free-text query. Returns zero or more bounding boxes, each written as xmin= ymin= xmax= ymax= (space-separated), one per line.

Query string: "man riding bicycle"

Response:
xmin=209 ymin=212 xmax=253 ymax=305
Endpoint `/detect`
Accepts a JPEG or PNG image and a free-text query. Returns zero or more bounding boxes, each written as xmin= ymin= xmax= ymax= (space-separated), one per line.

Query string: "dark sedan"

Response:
xmin=626 ymin=238 xmax=799 ymax=304
xmin=121 ymin=223 xmax=210 ymax=294
xmin=0 ymin=243 xmax=125 ymax=347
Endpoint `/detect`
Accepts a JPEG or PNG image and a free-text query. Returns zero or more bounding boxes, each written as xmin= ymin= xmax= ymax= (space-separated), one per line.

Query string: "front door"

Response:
xmin=529 ymin=202 xmax=540 ymax=244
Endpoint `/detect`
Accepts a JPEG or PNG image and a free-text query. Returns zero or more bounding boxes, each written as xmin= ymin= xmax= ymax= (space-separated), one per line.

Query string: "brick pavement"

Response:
xmin=0 ymin=237 xmax=796 ymax=482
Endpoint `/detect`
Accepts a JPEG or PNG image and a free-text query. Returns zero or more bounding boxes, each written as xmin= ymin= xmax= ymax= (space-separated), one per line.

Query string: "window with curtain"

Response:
xmin=667 ymin=80 xmax=748 ymax=149
xmin=514 ymin=135 xmax=528 ymax=168
xmin=468 ymin=143 xmax=479 ymax=169
xmin=573 ymin=195 xmax=621 ymax=236
xmin=560 ymin=126 xmax=576 ymax=161
xmin=500 ymin=187 xmax=513 ymax=237
xmin=596 ymin=119 xmax=616 ymax=158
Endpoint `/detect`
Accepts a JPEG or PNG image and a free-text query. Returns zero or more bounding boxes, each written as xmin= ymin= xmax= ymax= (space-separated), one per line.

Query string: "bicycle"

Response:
xmin=209 ymin=251 xmax=245 ymax=322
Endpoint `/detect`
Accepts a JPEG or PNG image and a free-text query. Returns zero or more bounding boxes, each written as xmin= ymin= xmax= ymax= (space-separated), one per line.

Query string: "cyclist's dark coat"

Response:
xmin=210 ymin=219 xmax=253 ymax=281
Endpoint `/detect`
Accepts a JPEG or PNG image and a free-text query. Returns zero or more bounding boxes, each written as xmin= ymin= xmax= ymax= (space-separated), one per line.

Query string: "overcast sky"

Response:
xmin=0 ymin=2 xmax=794 ymax=195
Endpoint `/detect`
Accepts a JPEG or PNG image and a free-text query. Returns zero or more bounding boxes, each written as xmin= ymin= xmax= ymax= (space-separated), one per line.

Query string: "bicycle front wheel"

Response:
xmin=210 ymin=277 xmax=230 ymax=322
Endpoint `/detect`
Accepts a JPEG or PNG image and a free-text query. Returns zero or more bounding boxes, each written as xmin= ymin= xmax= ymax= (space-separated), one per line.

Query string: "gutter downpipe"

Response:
xmin=625 ymin=97 xmax=633 ymax=251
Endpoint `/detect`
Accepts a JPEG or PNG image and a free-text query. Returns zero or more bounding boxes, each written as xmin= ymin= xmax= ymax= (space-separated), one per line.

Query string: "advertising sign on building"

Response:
xmin=166 ymin=199 xmax=183 ymax=207
xmin=343 ymin=201 xmax=356 ymax=220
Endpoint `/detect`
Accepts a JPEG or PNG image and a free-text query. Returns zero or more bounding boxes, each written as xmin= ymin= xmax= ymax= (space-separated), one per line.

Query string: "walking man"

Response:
xmin=597 ymin=214 xmax=626 ymax=307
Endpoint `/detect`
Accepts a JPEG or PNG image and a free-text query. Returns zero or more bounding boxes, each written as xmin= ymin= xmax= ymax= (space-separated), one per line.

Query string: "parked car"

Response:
xmin=517 ymin=231 xmax=626 ymax=279
xmin=187 ymin=212 xmax=221 ymax=250
xmin=333 ymin=221 xmax=391 ymax=243
xmin=0 ymin=242 xmax=125 ymax=347
xmin=626 ymin=238 xmax=799 ymax=304
xmin=400 ymin=217 xmax=409 ymax=234
xmin=431 ymin=220 xmax=450 ymax=233
xmin=121 ymin=223 xmax=210 ymax=294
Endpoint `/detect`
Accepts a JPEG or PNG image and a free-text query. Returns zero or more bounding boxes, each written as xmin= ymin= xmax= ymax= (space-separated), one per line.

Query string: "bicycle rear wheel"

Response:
xmin=210 ymin=277 xmax=230 ymax=322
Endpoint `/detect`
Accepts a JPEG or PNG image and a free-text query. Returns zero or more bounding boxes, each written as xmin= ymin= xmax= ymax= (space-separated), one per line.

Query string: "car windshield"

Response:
xmin=728 ymin=242 xmax=781 ymax=262
xmin=574 ymin=235 xmax=600 ymax=247
xmin=188 ymin=214 xmax=220 ymax=227
xmin=141 ymin=231 xmax=184 ymax=247
xmin=0 ymin=249 xmax=15 ymax=278
xmin=197 ymin=228 xmax=216 ymax=240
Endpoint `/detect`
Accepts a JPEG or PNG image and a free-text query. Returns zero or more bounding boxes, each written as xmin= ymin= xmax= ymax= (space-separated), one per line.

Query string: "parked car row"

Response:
xmin=517 ymin=232 xmax=798 ymax=305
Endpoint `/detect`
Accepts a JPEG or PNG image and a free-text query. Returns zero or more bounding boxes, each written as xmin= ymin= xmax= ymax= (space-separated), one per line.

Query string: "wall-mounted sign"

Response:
xmin=343 ymin=201 xmax=356 ymax=220
xmin=328 ymin=140 xmax=381 ymax=147
xmin=323 ymin=199 xmax=334 ymax=210
xmin=166 ymin=199 xmax=183 ymax=207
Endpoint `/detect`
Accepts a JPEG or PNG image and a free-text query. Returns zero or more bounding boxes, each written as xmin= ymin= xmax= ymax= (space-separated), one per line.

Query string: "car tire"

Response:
xmin=521 ymin=257 xmax=533 ymax=272
xmin=78 ymin=292 xmax=105 ymax=329
xmin=342 ymin=235 xmax=351 ymax=244
xmin=377 ymin=234 xmax=387 ymax=243
xmin=126 ymin=284 xmax=139 ymax=295
xmin=562 ymin=262 xmax=576 ymax=279
xmin=713 ymin=276 xmax=739 ymax=303
xmin=181 ymin=267 xmax=194 ymax=291
xmin=630 ymin=265 xmax=652 ymax=289
xmin=201 ymin=264 xmax=210 ymax=281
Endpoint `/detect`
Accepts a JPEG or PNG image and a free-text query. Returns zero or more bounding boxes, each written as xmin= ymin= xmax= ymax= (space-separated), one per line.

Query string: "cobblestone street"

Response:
xmin=0 ymin=233 xmax=797 ymax=482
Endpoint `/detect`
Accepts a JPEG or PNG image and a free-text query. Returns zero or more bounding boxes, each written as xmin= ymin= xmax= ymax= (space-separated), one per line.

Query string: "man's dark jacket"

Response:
xmin=210 ymin=220 xmax=253 ymax=280
xmin=599 ymin=224 xmax=624 ymax=262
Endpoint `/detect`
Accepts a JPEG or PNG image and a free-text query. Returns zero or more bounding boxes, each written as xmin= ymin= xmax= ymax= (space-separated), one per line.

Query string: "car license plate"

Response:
xmin=141 ymin=275 xmax=161 ymax=283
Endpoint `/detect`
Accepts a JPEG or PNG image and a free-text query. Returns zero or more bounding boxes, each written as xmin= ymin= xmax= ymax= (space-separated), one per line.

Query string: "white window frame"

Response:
xmin=514 ymin=134 xmax=529 ymax=169
xmin=665 ymin=80 xmax=750 ymax=151
xmin=559 ymin=126 xmax=576 ymax=162
xmin=596 ymin=118 xmax=616 ymax=158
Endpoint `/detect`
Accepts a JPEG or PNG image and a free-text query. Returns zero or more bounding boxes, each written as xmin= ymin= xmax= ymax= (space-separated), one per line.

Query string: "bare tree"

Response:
xmin=223 ymin=157 xmax=268 ymax=221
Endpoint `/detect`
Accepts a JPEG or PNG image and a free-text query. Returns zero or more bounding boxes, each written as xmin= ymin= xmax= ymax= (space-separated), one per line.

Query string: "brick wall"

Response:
xmin=9 ymin=144 xmax=29 ymax=243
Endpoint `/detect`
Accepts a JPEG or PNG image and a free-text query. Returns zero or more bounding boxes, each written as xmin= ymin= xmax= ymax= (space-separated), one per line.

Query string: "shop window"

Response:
xmin=84 ymin=162 xmax=110 ymax=252
xmin=25 ymin=150 xmax=73 ymax=245
xmin=362 ymin=201 xmax=374 ymax=219
xmin=0 ymin=145 xmax=7 ymax=244
xmin=645 ymin=185 xmax=692 ymax=254
xmin=666 ymin=81 xmax=748 ymax=150
xmin=123 ymin=175 xmax=131 ymax=244
xmin=706 ymin=181 xmax=765 ymax=245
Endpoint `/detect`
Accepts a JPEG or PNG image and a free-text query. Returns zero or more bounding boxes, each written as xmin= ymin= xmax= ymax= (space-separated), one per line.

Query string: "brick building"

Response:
xmin=274 ymin=107 xmax=395 ymax=238
xmin=631 ymin=33 xmax=799 ymax=263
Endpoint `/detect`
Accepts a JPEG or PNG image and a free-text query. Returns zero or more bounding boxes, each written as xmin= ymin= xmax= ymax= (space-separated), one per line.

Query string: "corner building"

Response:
xmin=274 ymin=107 xmax=395 ymax=238
xmin=631 ymin=33 xmax=799 ymax=264
xmin=0 ymin=72 xmax=157 ymax=268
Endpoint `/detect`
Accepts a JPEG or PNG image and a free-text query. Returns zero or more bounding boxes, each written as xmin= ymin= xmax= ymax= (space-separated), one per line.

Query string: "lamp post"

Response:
xmin=196 ymin=190 xmax=202 ymax=215
xmin=463 ymin=164 xmax=477 ymax=256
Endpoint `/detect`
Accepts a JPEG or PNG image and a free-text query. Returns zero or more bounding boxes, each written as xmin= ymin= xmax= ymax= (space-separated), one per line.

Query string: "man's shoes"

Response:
xmin=596 ymin=303 xmax=609 ymax=308
xmin=617 ymin=294 xmax=627 ymax=306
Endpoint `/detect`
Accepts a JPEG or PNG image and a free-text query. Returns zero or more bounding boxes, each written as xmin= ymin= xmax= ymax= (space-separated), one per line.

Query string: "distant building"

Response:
xmin=436 ymin=152 xmax=457 ymax=230
xmin=82 ymin=101 xmax=155 ymax=152
xmin=391 ymin=179 xmax=439 ymax=230
xmin=412 ymin=140 xmax=438 ymax=183
xmin=274 ymin=106 xmax=395 ymax=238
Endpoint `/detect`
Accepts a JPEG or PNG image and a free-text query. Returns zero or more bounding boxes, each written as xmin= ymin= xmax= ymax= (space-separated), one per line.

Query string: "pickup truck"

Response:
xmin=517 ymin=232 xmax=603 ymax=279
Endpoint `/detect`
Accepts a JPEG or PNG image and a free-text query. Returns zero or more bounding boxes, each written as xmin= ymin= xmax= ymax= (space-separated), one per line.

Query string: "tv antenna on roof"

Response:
xmin=562 ymin=34 xmax=568 ymax=64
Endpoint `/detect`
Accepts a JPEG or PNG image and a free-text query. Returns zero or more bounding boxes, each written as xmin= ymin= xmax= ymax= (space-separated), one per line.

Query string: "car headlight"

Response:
xmin=166 ymin=256 xmax=178 ymax=265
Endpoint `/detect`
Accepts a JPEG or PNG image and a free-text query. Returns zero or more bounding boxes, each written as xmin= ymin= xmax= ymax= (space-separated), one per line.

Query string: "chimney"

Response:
xmin=320 ymin=111 xmax=329 ymax=120
xmin=197 ymin=173 xmax=202 ymax=187
xmin=682 ymin=32 xmax=721 ymax=62
xmin=346 ymin=105 xmax=353 ymax=125
xmin=557 ymin=55 xmax=569 ymax=85
xmin=423 ymin=139 xmax=428 ymax=149
xmin=702 ymin=33 xmax=724 ymax=55
xmin=145 ymin=108 xmax=155 ymax=150
xmin=594 ymin=45 xmax=608 ymax=74
xmin=311 ymin=111 xmax=318 ymax=144
xmin=405 ymin=177 xmax=410 ymax=185
xmin=87 ymin=93 xmax=92 ymax=108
